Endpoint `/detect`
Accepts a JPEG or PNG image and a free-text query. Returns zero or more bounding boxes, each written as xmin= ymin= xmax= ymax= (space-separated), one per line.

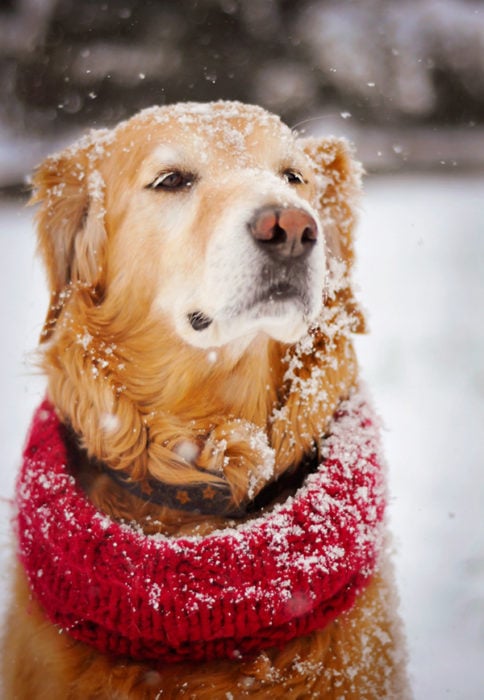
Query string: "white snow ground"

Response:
xmin=0 ymin=173 xmax=483 ymax=698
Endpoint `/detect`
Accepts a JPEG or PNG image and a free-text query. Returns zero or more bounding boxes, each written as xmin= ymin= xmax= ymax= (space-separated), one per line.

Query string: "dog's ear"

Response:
xmin=30 ymin=135 xmax=108 ymax=341
xmin=302 ymin=136 xmax=366 ymax=333
xmin=302 ymin=136 xmax=362 ymax=265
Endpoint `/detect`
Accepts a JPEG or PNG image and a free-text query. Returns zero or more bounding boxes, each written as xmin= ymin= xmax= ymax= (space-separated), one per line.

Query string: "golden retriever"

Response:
xmin=2 ymin=101 xmax=409 ymax=699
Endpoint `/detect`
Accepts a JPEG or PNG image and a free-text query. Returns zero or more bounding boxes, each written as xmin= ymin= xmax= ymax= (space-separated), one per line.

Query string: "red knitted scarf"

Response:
xmin=15 ymin=389 xmax=385 ymax=665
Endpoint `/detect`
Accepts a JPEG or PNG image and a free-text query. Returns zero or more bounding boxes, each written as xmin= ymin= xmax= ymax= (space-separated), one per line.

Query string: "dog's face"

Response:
xmin=105 ymin=102 xmax=324 ymax=349
xmin=34 ymin=102 xmax=360 ymax=354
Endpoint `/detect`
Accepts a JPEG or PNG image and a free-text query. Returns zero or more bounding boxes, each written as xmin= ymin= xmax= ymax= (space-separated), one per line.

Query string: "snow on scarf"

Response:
xmin=15 ymin=388 xmax=386 ymax=664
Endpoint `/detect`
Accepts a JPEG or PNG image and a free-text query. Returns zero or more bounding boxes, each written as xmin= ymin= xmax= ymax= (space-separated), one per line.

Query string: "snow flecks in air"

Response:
xmin=206 ymin=350 xmax=218 ymax=364
xmin=100 ymin=412 xmax=121 ymax=434
xmin=173 ymin=439 xmax=200 ymax=465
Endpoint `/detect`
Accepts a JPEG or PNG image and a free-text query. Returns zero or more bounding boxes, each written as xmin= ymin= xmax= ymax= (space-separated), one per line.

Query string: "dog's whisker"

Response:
xmin=290 ymin=113 xmax=347 ymax=133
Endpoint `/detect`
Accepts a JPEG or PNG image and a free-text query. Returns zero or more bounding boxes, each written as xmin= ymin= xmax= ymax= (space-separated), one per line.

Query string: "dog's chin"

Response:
xmin=177 ymin=297 xmax=319 ymax=352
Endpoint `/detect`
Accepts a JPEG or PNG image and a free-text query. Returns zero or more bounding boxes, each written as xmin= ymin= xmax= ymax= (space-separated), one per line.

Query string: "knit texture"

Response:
xmin=15 ymin=389 xmax=386 ymax=664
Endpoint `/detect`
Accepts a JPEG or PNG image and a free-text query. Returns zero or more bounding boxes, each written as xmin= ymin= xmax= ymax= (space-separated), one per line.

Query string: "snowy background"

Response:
xmin=1 ymin=0 xmax=484 ymax=698
xmin=1 ymin=173 xmax=483 ymax=699
xmin=355 ymin=173 xmax=484 ymax=699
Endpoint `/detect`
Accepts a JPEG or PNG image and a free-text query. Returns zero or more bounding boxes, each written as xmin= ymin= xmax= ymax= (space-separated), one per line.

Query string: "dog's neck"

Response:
xmin=135 ymin=331 xmax=285 ymax=426
xmin=42 ymin=287 xmax=358 ymax=535
xmin=54 ymin=325 xmax=285 ymax=534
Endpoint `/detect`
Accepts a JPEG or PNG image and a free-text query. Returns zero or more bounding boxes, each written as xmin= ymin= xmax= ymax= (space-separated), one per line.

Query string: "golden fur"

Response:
xmin=2 ymin=102 xmax=408 ymax=698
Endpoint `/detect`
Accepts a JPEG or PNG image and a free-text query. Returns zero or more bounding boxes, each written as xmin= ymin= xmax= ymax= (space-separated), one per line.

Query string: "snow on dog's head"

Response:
xmin=31 ymin=101 xmax=362 ymax=353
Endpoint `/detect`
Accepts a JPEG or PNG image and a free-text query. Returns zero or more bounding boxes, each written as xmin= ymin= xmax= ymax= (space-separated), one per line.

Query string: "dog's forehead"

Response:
xmin=136 ymin=101 xmax=290 ymax=138
xmin=123 ymin=102 xmax=299 ymax=167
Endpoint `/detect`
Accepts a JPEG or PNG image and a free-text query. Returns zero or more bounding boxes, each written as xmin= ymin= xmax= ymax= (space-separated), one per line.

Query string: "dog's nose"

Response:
xmin=249 ymin=206 xmax=318 ymax=259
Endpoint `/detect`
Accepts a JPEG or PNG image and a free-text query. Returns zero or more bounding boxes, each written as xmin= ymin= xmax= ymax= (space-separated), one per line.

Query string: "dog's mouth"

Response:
xmin=257 ymin=281 xmax=300 ymax=302
xmin=187 ymin=281 xmax=309 ymax=333
xmin=234 ymin=276 xmax=311 ymax=317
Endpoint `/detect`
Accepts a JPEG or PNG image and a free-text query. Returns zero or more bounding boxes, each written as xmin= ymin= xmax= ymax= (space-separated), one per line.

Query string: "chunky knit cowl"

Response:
xmin=15 ymin=389 xmax=385 ymax=665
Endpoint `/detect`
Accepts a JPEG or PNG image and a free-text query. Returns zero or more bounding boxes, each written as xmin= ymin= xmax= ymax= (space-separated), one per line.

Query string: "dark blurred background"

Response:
xmin=1 ymin=0 xmax=484 ymax=185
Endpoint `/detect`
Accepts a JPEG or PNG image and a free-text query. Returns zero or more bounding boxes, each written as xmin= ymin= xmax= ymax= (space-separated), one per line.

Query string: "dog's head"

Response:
xmin=32 ymin=101 xmax=362 ymax=353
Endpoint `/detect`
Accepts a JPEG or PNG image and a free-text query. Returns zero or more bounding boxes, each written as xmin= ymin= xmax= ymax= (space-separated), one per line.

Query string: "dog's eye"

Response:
xmin=282 ymin=169 xmax=305 ymax=185
xmin=149 ymin=171 xmax=195 ymax=191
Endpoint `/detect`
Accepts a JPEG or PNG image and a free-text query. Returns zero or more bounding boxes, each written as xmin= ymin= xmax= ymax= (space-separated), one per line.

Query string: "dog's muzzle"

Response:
xmin=187 ymin=205 xmax=319 ymax=332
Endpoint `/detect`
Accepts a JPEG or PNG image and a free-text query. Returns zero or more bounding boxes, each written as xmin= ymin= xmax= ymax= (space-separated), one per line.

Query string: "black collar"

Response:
xmin=103 ymin=447 xmax=320 ymax=519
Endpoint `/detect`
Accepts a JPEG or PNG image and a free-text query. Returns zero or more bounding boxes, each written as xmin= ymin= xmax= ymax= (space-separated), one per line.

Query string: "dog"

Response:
xmin=2 ymin=101 xmax=409 ymax=699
